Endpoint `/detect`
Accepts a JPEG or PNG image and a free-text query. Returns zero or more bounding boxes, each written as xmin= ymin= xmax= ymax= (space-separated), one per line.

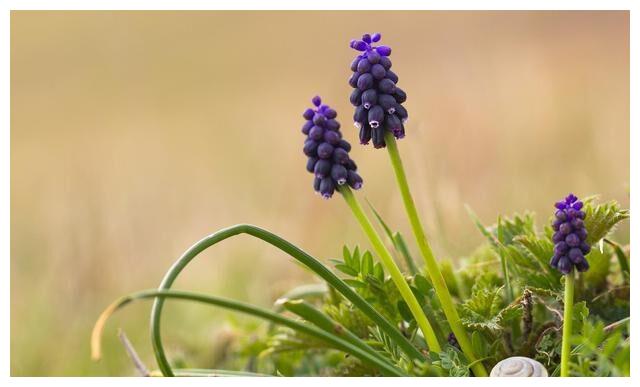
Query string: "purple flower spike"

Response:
xmin=301 ymin=97 xmax=363 ymax=199
xmin=550 ymin=193 xmax=590 ymax=274
xmin=348 ymin=33 xmax=407 ymax=148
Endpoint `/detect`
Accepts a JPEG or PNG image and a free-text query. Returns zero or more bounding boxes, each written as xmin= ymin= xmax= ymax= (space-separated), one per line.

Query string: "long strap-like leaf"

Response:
xmin=149 ymin=224 xmax=425 ymax=376
xmin=92 ymin=289 xmax=406 ymax=376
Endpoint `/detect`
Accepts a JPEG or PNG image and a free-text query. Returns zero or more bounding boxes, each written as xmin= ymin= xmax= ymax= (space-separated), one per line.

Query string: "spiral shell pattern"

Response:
xmin=490 ymin=356 xmax=548 ymax=377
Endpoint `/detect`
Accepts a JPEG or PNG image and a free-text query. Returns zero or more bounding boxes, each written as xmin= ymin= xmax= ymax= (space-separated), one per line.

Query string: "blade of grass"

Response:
xmin=273 ymin=283 xmax=327 ymax=312
xmin=93 ymin=289 xmax=406 ymax=376
xmin=149 ymin=224 xmax=425 ymax=376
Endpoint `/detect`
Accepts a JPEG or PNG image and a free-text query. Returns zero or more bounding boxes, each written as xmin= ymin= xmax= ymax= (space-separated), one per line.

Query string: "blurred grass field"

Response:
xmin=10 ymin=11 xmax=629 ymax=376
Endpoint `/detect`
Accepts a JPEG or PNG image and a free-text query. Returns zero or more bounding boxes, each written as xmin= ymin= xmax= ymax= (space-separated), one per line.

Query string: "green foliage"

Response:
xmin=98 ymin=198 xmax=628 ymax=377
xmin=582 ymin=198 xmax=629 ymax=245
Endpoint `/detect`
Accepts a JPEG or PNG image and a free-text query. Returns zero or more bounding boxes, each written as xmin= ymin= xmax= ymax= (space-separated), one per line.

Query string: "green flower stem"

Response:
xmin=339 ymin=185 xmax=441 ymax=353
xmin=384 ymin=132 xmax=488 ymax=377
xmin=149 ymin=224 xmax=425 ymax=376
xmin=561 ymin=272 xmax=575 ymax=377
xmin=92 ymin=289 xmax=405 ymax=376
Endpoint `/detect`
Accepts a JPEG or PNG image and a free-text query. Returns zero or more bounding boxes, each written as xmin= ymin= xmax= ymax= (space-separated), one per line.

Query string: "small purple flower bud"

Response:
xmin=572 ymin=201 xmax=583 ymax=210
xmin=575 ymin=259 xmax=589 ymax=272
xmin=368 ymin=105 xmax=384 ymax=128
xmin=385 ymin=114 xmax=402 ymax=132
xmin=354 ymin=105 xmax=367 ymax=124
xmin=379 ymin=56 xmax=392 ymax=70
xmin=555 ymin=201 xmax=567 ymax=210
xmin=332 ymin=147 xmax=349 ymax=165
xmin=345 ymin=159 xmax=357 ymax=171
xmin=359 ymin=125 xmax=372 ymax=144
xmin=320 ymin=177 xmax=335 ymax=198
xmin=306 ymin=157 xmax=318 ymax=173
xmin=554 ymin=241 xmax=569 ymax=255
xmin=324 ymin=108 xmax=337 ymax=119
xmin=324 ymin=130 xmax=340 ymax=145
xmin=575 ymin=227 xmax=587 ymax=240
xmin=567 ymin=193 xmax=577 ymax=203
xmin=558 ymin=257 xmax=572 ymax=274
xmin=361 ymin=89 xmax=377 ymax=109
xmin=386 ymin=70 xmax=399 ymax=83
xmin=314 ymin=159 xmax=332 ymax=178
xmin=357 ymin=58 xmax=372 ymax=74
xmin=371 ymin=33 xmax=381 ymax=42
xmin=378 ymin=94 xmax=397 ymax=113
xmin=348 ymin=72 xmax=359 ymax=88
xmin=566 ymin=233 xmax=580 ymax=247
xmin=350 ymin=56 xmax=361 ymax=71
xmin=378 ymin=78 xmax=396 ymax=94
xmin=371 ymin=63 xmax=386 ymax=80
xmin=357 ymin=73 xmax=374 ymax=90
xmin=447 ymin=333 xmax=461 ymax=351
xmin=580 ymin=241 xmax=591 ymax=255
xmin=338 ymin=139 xmax=351 ymax=152
xmin=362 ymin=33 xmax=372 ymax=43
xmin=309 ymin=125 xmax=324 ymax=141
xmin=367 ymin=50 xmax=381 ymax=64
xmin=352 ymin=40 xmax=368 ymax=51
xmin=303 ymin=108 xmax=314 ymax=120
xmin=559 ymin=222 xmax=572 ymax=235
xmin=350 ymin=88 xmax=363 ymax=106
xmin=313 ymin=113 xmax=326 ymax=126
xmin=395 ymin=104 xmax=408 ymax=121
xmin=303 ymin=140 xmax=319 ymax=157
xmin=326 ymin=119 xmax=341 ymax=131
xmin=317 ymin=142 xmax=334 ymax=159
xmin=393 ymin=88 xmax=407 ymax=103
xmin=372 ymin=126 xmax=386 ymax=148
xmin=552 ymin=231 xmax=564 ymax=243
xmin=552 ymin=218 xmax=562 ymax=231
xmin=312 ymin=96 xmax=322 ymax=107
xmin=555 ymin=209 xmax=567 ymax=221
xmin=347 ymin=170 xmax=363 ymax=189
xmin=302 ymin=120 xmax=313 ymax=134
xmin=550 ymin=253 xmax=561 ymax=268
xmin=375 ymin=45 xmax=392 ymax=56
xmin=568 ymin=248 xmax=583 ymax=264
xmin=331 ymin=164 xmax=348 ymax=185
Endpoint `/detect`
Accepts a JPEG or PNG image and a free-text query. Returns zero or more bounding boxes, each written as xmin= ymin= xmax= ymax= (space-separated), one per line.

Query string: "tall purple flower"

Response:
xmin=302 ymin=96 xmax=363 ymax=199
xmin=348 ymin=33 xmax=408 ymax=148
xmin=550 ymin=193 xmax=590 ymax=274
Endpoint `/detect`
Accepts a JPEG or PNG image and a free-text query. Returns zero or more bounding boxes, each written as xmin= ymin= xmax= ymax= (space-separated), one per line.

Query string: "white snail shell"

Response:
xmin=490 ymin=356 xmax=548 ymax=377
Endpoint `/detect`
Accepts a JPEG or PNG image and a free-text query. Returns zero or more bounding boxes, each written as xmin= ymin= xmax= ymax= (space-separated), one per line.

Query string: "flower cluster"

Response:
xmin=550 ymin=194 xmax=590 ymax=274
xmin=348 ymin=33 xmax=408 ymax=148
xmin=302 ymin=96 xmax=363 ymax=199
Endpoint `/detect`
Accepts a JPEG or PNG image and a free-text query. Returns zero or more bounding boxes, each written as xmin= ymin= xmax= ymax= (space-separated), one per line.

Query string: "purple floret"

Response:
xmin=348 ymin=33 xmax=408 ymax=148
xmin=301 ymin=96 xmax=363 ymax=199
xmin=550 ymin=193 xmax=590 ymax=274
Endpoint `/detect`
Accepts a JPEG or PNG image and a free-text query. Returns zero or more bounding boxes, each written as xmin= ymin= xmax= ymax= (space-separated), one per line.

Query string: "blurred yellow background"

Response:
xmin=11 ymin=11 xmax=629 ymax=375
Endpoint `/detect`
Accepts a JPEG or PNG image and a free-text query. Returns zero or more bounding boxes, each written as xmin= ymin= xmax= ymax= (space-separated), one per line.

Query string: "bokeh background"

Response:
xmin=11 ymin=11 xmax=629 ymax=376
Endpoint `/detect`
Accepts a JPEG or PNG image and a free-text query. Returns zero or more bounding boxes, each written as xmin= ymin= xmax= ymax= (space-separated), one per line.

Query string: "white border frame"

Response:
xmin=2 ymin=1 xmax=636 ymax=386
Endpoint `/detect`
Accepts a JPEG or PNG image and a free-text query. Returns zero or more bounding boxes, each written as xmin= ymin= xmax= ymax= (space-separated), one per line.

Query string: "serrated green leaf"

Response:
xmin=584 ymin=200 xmax=629 ymax=245
xmin=343 ymin=279 xmax=367 ymax=288
xmin=334 ymin=264 xmax=358 ymax=277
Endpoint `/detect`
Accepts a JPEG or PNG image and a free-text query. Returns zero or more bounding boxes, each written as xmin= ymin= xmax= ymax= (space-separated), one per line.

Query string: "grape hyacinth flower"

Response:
xmin=550 ymin=193 xmax=590 ymax=274
xmin=302 ymin=96 xmax=363 ymax=199
xmin=348 ymin=33 xmax=408 ymax=148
